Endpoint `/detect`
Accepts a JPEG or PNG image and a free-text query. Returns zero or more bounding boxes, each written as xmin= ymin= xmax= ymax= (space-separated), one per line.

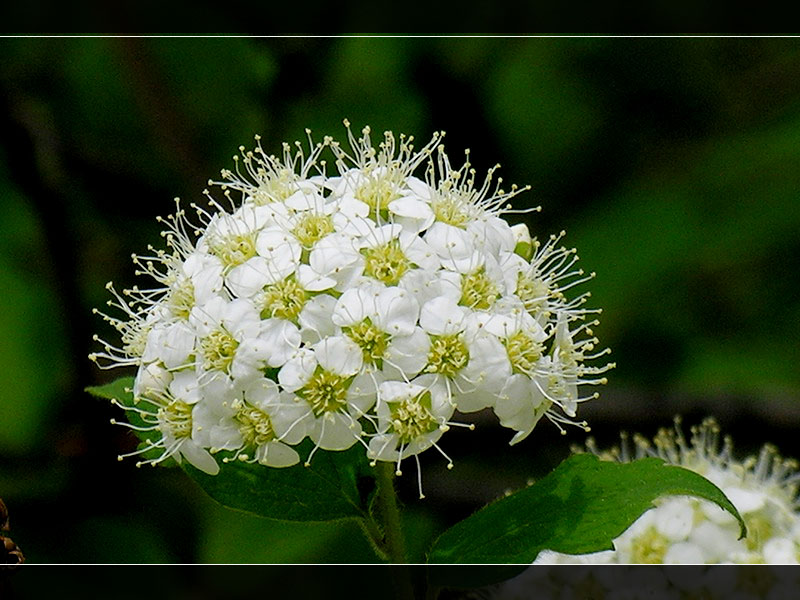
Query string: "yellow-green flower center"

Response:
xmin=363 ymin=240 xmax=409 ymax=285
xmin=208 ymin=232 xmax=257 ymax=268
xmin=121 ymin=322 xmax=151 ymax=357
xmin=234 ymin=401 xmax=276 ymax=447
xmin=252 ymin=168 xmax=296 ymax=205
xmin=546 ymin=370 xmax=575 ymax=403
xmin=630 ymin=527 xmax=669 ymax=564
xmin=356 ymin=174 xmax=400 ymax=217
xmin=516 ymin=272 xmax=551 ymax=315
xmin=389 ymin=391 xmax=438 ymax=444
xmin=299 ymin=367 xmax=352 ymax=418
xmin=160 ymin=399 xmax=193 ymax=439
xmin=503 ymin=331 xmax=543 ymax=375
xmin=425 ymin=334 xmax=469 ymax=378
xmin=261 ymin=277 xmax=307 ymax=321
xmin=344 ymin=319 xmax=389 ymax=366
xmin=200 ymin=328 xmax=239 ymax=373
xmin=432 ymin=194 xmax=470 ymax=228
xmin=167 ymin=277 xmax=195 ymax=319
xmin=460 ymin=267 xmax=499 ymax=310
xmin=293 ymin=213 xmax=334 ymax=248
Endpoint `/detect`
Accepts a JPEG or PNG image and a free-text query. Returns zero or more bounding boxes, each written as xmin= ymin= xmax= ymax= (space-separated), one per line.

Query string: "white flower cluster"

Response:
xmin=91 ymin=123 xmax=611 ymax=487
xmin=485 ymin=565 xmax=799 ymax=600
xmin=535 ymin=418 xmax=800 ymax=564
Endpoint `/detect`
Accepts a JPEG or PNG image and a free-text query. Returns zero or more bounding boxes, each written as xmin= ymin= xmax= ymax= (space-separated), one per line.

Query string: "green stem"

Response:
xmin=373 ymin=462 xmax=416 ymax=600
xmin=357 ymin=518 xmax=389 ymax=562
xmin=375 ymin=461 xmax=408 ymax=563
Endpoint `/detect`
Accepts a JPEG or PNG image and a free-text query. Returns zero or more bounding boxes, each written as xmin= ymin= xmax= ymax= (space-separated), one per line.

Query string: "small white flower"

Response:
xmin=282 ymin=336 xmax=368 ymax=454
xmin=113 ymin=384 xmax=220 ymax=476
xmin=197 ymin=378 xmax=308 ymax=468
xmin=368 ymin=378 xmax=457 ymax=484
xmin=190 ymin=296 xmax=269 ymax=381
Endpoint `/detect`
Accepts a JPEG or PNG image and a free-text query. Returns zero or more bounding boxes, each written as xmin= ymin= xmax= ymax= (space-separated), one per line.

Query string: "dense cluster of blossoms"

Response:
xmin=483 ymin=565 xmax=799 ymax=600
xmin=534 ymin=418 xmax=800 ymax=564
xmin=90 ymin=123 xmax=611 ymax=488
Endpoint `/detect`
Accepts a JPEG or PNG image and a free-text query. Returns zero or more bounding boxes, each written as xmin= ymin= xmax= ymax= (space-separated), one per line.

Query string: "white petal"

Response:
xmin=208 ymin=423 xmax=244 ymax=452
xmin=226 ymin=258 xmax=272 ymax=298
xmin=190 ymin=296 xmax=227 ymax=335
xmin=499 ymin=252 xmax=527 ymax=294
xmin=399 ymin=269 xmax=459 ymax=306
xmin=388 ymin=197 xmax=435 ymax=234
xmin=332 ymin=287 xmax=376 ymax=328
xmin=466 ymin=334 xmax=512 ymax=392
xmin=200 ymin=372 xmax=235 ymax=407
xmin=185 ymin=254 xmax=224 ymax=302
xmin=180 ymin=440 xmax=220 ymax=475
xmin=297 ymin=264 xmax=336 ymax=291
xmin=388 ymin=196 xmax=434 ymax=220
xmin=259 ymin=319 xmax=302 ymax=367
xmin=278 ymin=349 xmax=317 ymax=392
xmin=243 ymin=378 xmax=281 ymax=409
xmin=405 ymin=176 xmax=433 ymax=201
xmin=310 ymin=233 xmax=360 ymax=274
xmin=314 ymin=336 xmax=363 ymax=376
xmin=368 ymin=433 xmax=400 ymax=461
xmin=441 ymin=249 xmax=485 ymax=275
xmin=425 ymin=222 xmax=474 ymax=261
xmin=169 ymin=371 xmax=203 ymax=404
xmin=511 ymin=222 xmax=532 ymax=247
xmin=401 ymin=232 xmax=439 ymax=271
xmin=270 ymin=399 xmax=310 ymax=444
xmin=256 ymin=228 xmax=301 ymax=267
xmin=224 ymin=298 xmax=260 ymax=337
xmin=405 ymin=429 xmax=444 ymax=457
xmin=468 ymin=216 xmax=515 ymax=256
xmin=284 ymin=189 xmax=325 ymax=212
xmin=347 ymin=371 xmax=382 ymax=414
xmin=688 ymin=519 xmax=743 ymax=562
xmin=419 ymin=297 xmax=466 ymax=335
xmin=493 ymin=376 xmax=531 ymax=419
xmin=298 ymin=294 xmax=338 ymax=344
xmin=378 ymin=380 xmax=427 ymax=403
xmin=384 ymin=328 xmax=430 ymax=378
xmin=257 ymin=441 xmax=301 ymax=468
xmin=159 ymin=321 xmax=195 ymax=369
xmin=363 ymin=224 xmax=403 ymax=249
xmin=332 ymin=198 xmax=370 ymax=223
xmin=310 ymin=412 xmax=360 ymax=451
xmin=373 ymin=286 xmax=419 ymax=336
xmin=230 ymin=352 xmax=262 ymax=383
xmin=134 ymin=362 xmax=172 ymax=398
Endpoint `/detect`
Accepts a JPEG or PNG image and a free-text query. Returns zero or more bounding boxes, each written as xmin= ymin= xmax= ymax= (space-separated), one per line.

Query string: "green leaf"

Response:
xmin=89 ymin=377 xmax=374 ymax=523
xmin=183 ymin=441 xmax=371 ymax=523
xmin=428 ymin=453 xmax=745 ymax=572
xmin=86 ymin=376 xmax=152 ymax=435
xmin=86 ymin=376 xmax=135 ymax=404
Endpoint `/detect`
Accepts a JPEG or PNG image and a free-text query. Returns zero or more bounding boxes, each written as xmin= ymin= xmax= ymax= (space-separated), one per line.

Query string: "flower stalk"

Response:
xmin=373 ymin=462 xmax=416 ymax=600
xmin=375 ymin=461 xmax=408 ymax=563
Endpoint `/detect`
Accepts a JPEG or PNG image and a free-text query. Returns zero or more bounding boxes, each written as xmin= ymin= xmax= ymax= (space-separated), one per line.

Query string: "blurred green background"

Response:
xmin=1 ymin=36 xmax=799 ymax=564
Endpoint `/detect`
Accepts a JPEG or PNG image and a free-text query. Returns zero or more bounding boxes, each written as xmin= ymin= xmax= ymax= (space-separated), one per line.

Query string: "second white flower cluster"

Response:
xmin=92 ymin=124 xmax=612 ymax=480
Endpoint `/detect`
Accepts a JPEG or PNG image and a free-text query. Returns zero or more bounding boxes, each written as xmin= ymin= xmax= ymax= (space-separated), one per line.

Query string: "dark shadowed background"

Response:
xmin=1 ymin=36 xmax=799 ymax=563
